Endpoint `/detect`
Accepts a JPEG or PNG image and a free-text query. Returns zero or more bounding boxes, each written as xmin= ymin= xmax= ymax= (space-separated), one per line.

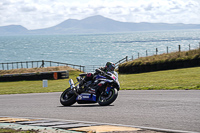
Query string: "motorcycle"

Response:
xmin=60 ymin=69 xmax=120 ymax=106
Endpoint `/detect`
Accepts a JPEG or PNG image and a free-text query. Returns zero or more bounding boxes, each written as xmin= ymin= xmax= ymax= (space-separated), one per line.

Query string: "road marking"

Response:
xmin=1 ymin=116 xmax=198 ymax=133
xmin=69 ymin=125 xmax=141 ymax=133
xmin=0 ymin=117 xmax=37 ymax=123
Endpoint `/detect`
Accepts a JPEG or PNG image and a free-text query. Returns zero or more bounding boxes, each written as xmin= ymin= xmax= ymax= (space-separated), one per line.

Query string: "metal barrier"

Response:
xmin=0 ymin=60 xmax=85 ymax=72
xmin=0 ymin=57 xmax=129 ymax=73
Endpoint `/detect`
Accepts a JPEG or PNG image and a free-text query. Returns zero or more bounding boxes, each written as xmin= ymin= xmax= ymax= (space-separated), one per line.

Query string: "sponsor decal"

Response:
xmin=78 ymin=95 xmax=82 ymax=100
xmin=53 ymin=72 xmax=58 ymax=80
xmin=83 ymin=96 xmax=90 ymax=99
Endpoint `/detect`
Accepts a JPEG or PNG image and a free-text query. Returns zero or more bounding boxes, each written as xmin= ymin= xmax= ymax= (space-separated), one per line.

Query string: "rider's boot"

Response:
xmin=77 ymin=80 xmax=85 ymax=93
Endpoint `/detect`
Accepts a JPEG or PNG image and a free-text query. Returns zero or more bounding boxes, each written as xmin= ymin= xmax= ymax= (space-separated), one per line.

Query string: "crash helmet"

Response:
xmin=105 ymin=62 xmax=115 ymax=71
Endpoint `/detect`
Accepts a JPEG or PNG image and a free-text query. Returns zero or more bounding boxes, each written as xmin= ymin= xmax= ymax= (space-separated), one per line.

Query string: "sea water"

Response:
xmin=0 ymin=29 xmax=200 ymax=68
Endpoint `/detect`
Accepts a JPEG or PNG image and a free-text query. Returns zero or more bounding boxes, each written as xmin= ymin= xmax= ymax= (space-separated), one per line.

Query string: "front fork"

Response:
xmin=69 ymin=79 xmax=75 ymax=89
xmin=69 ymin=79 xmax=79 ymax=96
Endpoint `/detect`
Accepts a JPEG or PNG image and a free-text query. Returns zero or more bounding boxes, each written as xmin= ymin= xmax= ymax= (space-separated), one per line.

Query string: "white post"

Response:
xmin=43 ymin=79 xmax=48 ymax=87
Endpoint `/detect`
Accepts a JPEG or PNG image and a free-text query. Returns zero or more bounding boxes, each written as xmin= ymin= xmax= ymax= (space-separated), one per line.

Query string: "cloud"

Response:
xmin=121 ymin=0 xmax=200 ymax=23
xmin=0 ymin=0 xmax=199 ymax=29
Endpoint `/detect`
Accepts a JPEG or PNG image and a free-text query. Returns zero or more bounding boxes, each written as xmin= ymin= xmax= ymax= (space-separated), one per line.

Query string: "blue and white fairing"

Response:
xmin=76 ymin=71 xmax=120 ymax=103
xmin=108 ymin=71 xmax=120 ymax=88
xmin=95 ymin=71 xmax=120 ymax=93
xmin=76 ymin=93 xmax=97 ymax=102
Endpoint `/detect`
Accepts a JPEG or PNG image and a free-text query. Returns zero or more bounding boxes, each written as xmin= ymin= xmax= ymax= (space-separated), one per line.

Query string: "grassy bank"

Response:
xmin=120 ymin=48 xmax=200 ymax=67
xmin=0 ymin=67 xmax=200 ymax=94
xmin=0 ymin=66 xmax=76 ymax=75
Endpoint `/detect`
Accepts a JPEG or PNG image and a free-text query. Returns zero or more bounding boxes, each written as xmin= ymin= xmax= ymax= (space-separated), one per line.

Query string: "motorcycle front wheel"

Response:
xmin=60 ymin=87 xmax=77 ymax=106
xmin=98 ymin=88 xmax=118 ymax=106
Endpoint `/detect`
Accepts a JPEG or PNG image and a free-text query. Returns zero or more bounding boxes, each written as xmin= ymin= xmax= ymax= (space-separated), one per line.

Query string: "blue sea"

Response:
xmin=0 ymin=29 xmax=200 ymax=68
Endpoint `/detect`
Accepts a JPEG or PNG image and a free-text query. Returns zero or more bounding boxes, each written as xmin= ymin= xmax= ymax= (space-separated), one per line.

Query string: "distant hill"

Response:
xmin=1 ymin=15 xmax=200 ymax=35
xmin=0 ymin=25 xmax=29 ymax=35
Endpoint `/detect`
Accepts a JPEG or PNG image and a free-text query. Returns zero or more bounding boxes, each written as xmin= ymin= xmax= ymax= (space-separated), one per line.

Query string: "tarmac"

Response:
xmin=0 ymin=116 xmax=198 ymax=133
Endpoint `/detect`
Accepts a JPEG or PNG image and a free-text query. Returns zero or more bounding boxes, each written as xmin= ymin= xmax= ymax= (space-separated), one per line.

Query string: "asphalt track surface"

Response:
xmin=0 ymin=90 xmax=200 ymax=132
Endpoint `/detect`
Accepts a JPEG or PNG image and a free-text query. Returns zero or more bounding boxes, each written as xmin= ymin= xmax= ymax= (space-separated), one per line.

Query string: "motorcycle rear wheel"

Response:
xmin=60 ymin=87 xmax=76 ymax=106
xmin=98 ymin=88 xmax=118 ymax=106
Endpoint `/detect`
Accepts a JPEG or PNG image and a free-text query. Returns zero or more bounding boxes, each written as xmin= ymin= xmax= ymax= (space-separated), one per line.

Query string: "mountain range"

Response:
xmin=1 ymin=15 xmax=200 ymax=35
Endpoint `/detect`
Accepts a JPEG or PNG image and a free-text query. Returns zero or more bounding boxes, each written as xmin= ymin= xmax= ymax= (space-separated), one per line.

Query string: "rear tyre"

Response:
xmin=98 ymin=88 xmax=118 ymax=106
xmin=60 ymin=87 xmax=76 ymax=106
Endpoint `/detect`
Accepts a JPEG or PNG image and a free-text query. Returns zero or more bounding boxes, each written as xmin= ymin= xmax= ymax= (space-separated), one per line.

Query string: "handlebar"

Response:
xmin=95 ymin=69 xmax=113 ymax=79
xmin=95 ymin=68 xmax=102 ymax=74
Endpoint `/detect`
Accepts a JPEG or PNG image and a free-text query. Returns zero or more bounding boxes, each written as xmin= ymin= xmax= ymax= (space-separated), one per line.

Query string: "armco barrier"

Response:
xmin=0 ymin=71 xmax=69 ymax=81
xmin=118 ymin=58 xmax=200 ymax=74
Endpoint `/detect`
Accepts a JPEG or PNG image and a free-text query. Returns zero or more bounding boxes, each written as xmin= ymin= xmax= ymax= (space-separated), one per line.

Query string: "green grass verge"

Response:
xmin=0 ymin=70 xmax=81 ymax=95
xmin=0 ymin=67 xmax=200 ymax=95
xmin=119 ymin=66 xmax=200 ymax=90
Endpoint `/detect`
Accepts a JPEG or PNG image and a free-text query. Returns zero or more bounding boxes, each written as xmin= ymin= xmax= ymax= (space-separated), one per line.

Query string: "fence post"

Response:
xmin=7 ymin=63 xmax=9 ymax=70
xmin=146 ymin=50 xmax=148 ymax=56
xmin=156 ymin=48 xmax=158 ymax=55
xmin=167 ymin=46 xmax=168 ymax=54
xmin=2 ymin=63 xmax=4 ymax=70
xmin=138 ymin=53 xmax=139 ymax=58
xmin=41 ymin=60 xmax=44 ymax=67
xmin=178 ymin=45 xmax=181 ymax=52
xmin=126 ymin=56 xmax=128 ymax=61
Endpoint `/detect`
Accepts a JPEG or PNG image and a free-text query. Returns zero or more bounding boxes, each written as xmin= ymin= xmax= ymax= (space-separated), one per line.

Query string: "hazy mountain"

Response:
xmin=0 ymin=25 xmax=28 ymax=35
xmin=1 ymin=15 xmax=200 ymax=35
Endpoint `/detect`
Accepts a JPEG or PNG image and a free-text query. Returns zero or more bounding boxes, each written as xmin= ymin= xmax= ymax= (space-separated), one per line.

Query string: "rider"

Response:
xmin=98 ymin=62 xmax=116 ymax=74
xmin=78 ymin=62 xmax=116 ymax=93
xmin=88 ymin=62 xmax=116 ymax=94
xmin=86 ymin=62 xmax=115 ymax=81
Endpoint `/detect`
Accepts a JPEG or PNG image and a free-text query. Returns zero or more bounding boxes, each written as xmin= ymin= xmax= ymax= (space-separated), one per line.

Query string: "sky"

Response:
xmin=0 ymin=0 xmax=200 ymax=30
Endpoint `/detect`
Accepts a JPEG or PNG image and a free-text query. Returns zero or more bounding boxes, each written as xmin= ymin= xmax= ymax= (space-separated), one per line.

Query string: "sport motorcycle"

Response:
xmin=60 ymin=69 xmax=120 ymax=106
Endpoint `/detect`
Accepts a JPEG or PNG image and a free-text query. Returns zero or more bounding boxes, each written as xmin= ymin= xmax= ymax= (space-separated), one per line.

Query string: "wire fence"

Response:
xmin=0 ymin=58 xmax=128 ymax=73
xmin=0 ymin=60 xmax=85 ymax=72
xmin=128 ymin=43 xmax=200 ymax=61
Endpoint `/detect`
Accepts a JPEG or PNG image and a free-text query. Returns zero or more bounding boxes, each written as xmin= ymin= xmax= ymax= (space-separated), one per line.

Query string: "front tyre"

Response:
xmin=98 ymin=88 xmax=118 ymax=106
xmin=60 ymin=87 xmax=76 ymax=106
